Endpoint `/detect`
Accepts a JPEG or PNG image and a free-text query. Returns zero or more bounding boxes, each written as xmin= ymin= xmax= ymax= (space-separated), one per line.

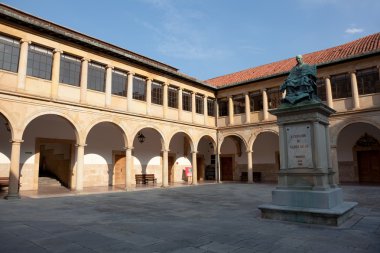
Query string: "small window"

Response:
xmin=331 ymin=73 xmax=351 ymax=99
xmin=168 ymin=86 xmax=178 ymax=108
xmin=133 ymin=76 xmax=146 ymax=101
xmin=0 ymin=34 xmax=20 ymax=73
xmin=27 ymin=44 xmax=53 ymax=80
xmin=357 ymin=67 xmax=380 ymax=95
xmin=249 ymin=91 xmax=262 ymax=112
xmin=112 ymin=69 xmax=127 ymax=96
xmin=195 ymin=95 xmax=204 ymax=114
xmin=151 ymin=81 xmax=163 ymax=105
xmin=88 ymin=62 xmax=106 ymax=92
xmin=182 ymin=90 xmax=192 ymax=112
xmin=218 ymin=98 xmax=228 ymax=117
xmin=60 ymin=54 xmax=81 ymax=86
xmin=316 ymin=78 xmax=326 ymax=101
xmin=233 ymin=94 xmax=245 ymax=114
xmin=267 ymin=87 xmax=281 ymax=109
xmin=207 ymin=98 xmax=215 ymax=117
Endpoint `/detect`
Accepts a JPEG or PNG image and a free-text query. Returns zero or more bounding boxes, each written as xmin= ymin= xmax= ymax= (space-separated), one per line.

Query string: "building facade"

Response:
xmin=0 ymin=4 xmax=379 ymax=198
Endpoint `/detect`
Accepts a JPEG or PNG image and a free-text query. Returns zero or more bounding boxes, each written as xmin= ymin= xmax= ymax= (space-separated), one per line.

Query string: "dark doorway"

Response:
xmin=358 ymin=150 xmax=380 ymax=184
xmin=168 ymin=155 xmax=175 ymax=183
xmin=220 ymin=156 xmax=233 ymax=181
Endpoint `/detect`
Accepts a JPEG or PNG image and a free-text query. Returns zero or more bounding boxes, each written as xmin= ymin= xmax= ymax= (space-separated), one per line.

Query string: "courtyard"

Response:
xmin=0 ymin=183 xmax=379 ymax=253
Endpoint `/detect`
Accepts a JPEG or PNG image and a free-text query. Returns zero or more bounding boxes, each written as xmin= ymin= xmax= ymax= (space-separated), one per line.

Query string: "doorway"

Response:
xmin=357 ymin=150 xmax=380 ymax=183
xmin=168 ymin=155 xmax=175 ymax=183
xmin=220 ymin=156 xmax=233 ymax=181
xmin=114 ymin=154 xmax=126 ymax=185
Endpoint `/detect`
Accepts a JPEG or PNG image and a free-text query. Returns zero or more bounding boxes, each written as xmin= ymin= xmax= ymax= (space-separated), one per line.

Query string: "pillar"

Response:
xmin=215 ymin=99 xmax=219 ymax=127
xmin=162 ymin=149 xmax=169 ymax=187
xmin=125 ymin=147 xmax=133 ymax=190
xmin=245 ymin=92 xmax=250 ymax=124
xmin=325 ymin=76 xmax=333 ymax=109
xmin=192 ymin=92 xmax=196 ymax=123
xmin=146 ymin=78 xmax=152 ymax=115
xmin=247 ymin=150 xmax=253 ymax=183
xmin=105 ymin=65 xmax=113 ymax=107
xmin=51 ymin=49 xmax=62 ymax=100
xmin=127 ymin=72 xmax=134 ymax=112
xmin=163 ymin=82 xmax=168 ymax=118
xmin=262 ymin=89 xmax=269 ymax=120
xmin=5 ymin=139 xmax=23 ymax=199
xmin=192 ymin=151 xmax=198 ymax=185
xmin=228 ymin=96 xmax=234 ymax=125
xmin=203 ymin=95 xmax=208 ymax=125
xmin=331 ymin=145 xmax=340 ymax=184
xmin=80 ymin=58 xmax=89 ymax=104
xmin=75 ymin=143 xmax=86 ymax=191
xmin=350 ymin=71 xmax=360 ymax=109
xmin=178 ymin=88 xmax=183 ymax=121
xmin=17 ymin=39 xmax=30 ymax=90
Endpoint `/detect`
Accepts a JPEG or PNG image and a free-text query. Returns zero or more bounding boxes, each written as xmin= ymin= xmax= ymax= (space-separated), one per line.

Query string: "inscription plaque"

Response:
xmin=286 ymin=124 xmax=312 ymax=168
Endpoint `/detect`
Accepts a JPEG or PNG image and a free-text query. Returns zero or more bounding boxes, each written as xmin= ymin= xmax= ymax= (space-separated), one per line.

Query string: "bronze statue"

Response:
xmin=280 ymin=55 xmax=319 ymax=106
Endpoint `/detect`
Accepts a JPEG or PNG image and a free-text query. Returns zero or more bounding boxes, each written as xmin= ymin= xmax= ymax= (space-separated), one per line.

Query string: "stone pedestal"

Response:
xmin=258 ymin=102 xmax=357 ymax=226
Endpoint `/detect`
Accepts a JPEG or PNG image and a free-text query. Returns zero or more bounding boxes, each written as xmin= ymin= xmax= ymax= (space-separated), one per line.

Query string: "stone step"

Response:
xmin=38 ymin=176 xmax=62 ymax=187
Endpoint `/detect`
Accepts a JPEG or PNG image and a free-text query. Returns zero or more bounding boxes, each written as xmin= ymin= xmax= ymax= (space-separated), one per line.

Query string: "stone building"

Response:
xmin=0 ymin=4 xmax=379 ymax=198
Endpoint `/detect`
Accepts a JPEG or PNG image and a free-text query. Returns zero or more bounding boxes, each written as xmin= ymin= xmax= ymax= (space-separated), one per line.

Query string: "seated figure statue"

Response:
xmin=280 ymin=55 xmax=320 ymax=105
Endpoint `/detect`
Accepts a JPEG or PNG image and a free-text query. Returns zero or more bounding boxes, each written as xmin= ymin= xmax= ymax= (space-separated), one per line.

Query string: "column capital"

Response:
xmin=246 ymin=149 xmax=253 ymax=153
xmin=20 ymin=39 xmax=31 ymax=44
xmin=81 ymin=57 xmax=90 ymax=62
xmin=191 ymin=151 xmax=198 ymax=154
xmin=124 ymin=146 xmax=134 ymax=151
xmin=53 ymin=49 xmax=63 ymax=54
xmin=10 ymin=139 xmax=23 ymax=144
xmin=106 ymin=64 xmax=114 ymax=69
xmin=261 ymin=88 xmax=267 ymax=92
xmin=75 ymin=143 xmax=87 ymax=147
xmin=349 ymin=70 xmax=357 ymax=75
xmin=178 ymin=87 xmax=184 ymax=91
xmin=163 ymin=82 xmax=169 ymax=86
xmin=323 ymin=75 xmax=331 ymax=80
xmin=128 ymin=71 xmax=135 ymax=76
xmin=146 ymin=77 xmax=153 ymax=81
xmin=161 ymin=149 xmax=170 ymax=153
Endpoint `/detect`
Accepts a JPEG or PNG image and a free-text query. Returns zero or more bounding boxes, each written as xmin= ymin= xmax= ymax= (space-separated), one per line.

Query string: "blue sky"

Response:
xmin=3 ymin=0 xmax=380 ymax=80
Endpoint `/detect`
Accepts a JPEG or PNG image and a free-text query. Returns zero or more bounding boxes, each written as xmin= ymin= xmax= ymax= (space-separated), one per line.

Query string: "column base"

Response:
xmin=5 ymin=193 xmax=20 ymax=200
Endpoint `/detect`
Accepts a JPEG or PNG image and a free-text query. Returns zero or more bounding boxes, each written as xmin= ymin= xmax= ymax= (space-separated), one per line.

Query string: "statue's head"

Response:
xmin=296 ymin=55 xmax=303 ymax=64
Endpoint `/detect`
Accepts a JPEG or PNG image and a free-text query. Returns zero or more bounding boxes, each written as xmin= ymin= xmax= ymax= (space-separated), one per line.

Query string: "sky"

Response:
xmin=3 ymin=0 xmax=380 ymax=80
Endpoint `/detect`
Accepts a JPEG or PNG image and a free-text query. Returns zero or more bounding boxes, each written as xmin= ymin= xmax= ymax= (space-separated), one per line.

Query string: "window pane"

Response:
xmin=233 ymin=95 xmax=245 ymax=114
xmin=207 ymin=98 xmax=215 ymax=117
xmin=168 ymin=86 xmax=178 ymax=108
xmin=249 ymin=91 xmax=262 ymax=111
xmin=133 ymin=76 xmax=146 ymax=101
xmin=151 ymin=81 xmax=163 ymax=105
xmin=196 ymin=95 xmax=204 ymax=114
xmin=316 ymin=78 xmax=326 ymax=101
xmin=357 ymin=67 xmax=380 ymax=95
xmin=27 ymin=44 xmax=53 ymax=80
xmin=112 ymin=69 xmax=127 ymax=96
xmin=182 ymin=91 xmax=191 ymax=111
xmin=60 ymin=54 xmax=81 ymax=86
xmin=267 ymin=87 xmax=281 ymax=109
xmin=331 ymin=73 xmax=351 ymax=99
xmin=88 ymin=62 xmax=105 ymax=92
xmin=218 ymin=98 xmax=228 ymax=116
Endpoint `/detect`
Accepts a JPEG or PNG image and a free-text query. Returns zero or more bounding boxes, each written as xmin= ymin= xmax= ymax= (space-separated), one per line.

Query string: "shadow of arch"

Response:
xmin=168 ymin=130 xmax=195 ymax=153
xmin=84 ymin=119 xmax=129 ymax=148
xmin=219 ymin=133 xmax=248 ymax=154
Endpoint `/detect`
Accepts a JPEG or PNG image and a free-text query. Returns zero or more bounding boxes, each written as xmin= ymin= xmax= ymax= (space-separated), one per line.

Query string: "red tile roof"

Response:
xmin=205 ymin=32 xmax=380 ymax=87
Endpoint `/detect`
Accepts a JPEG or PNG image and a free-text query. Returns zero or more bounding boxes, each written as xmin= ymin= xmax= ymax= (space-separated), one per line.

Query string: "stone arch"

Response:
xmin=21 ymin=110 xmax=80 ymax=143
xmin=331 ymin=118 xmax=380 ymax=146
xmin=218 ymin=133 xmax=248 ymax=154
xmin=249 ymin=128 xmax=279 ymax=151
xmin=131 ymin=125 xmax=166 ymax=150
xmin=195 ymin=134 xmax=217 ymax=153
xmin=83 ymin=119 xmax=129 ymax=148
xmin=167 ymin=130 xmax=195 ymax=153
xmin=0 ymin=108 xmax=16 ymax=140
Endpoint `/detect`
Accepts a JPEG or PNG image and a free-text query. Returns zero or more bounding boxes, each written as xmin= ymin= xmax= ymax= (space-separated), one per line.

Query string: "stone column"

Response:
xmin=146 ymin=78 xmax=152 ymax=115
xmin=125 ymin=147 xmax=133 ymax=190
xmin=192 ymin=151 xmax=198 ymax=185
xmin=80 ymin=58 xmax=89 ymax=104
xmin=325 ymin=76 xmax=333 ymax=109
xmin=216 ymin=147 xmax=221 ymax=183
xmin=245 ymin=92 xmax=251 ymax=124
xmin=247 ymin=150 xmax=253 ymax=183
xmin=192 ymin=92 xmax=196 ymax=123
xmin=215 ymin=99 xmax=219 ymax=126
xmin=51 ymin=49 xmax=62 ymax=100
xmin=5 ymin=139 xmax=23 ymax=199
xmin=162 ymin=149 xmax=169 ymax=187
xmin=331 ymin=145 xmax=340 ymax=184
xmin=163 ymin=82 xmax=168 ymax=118
xmin=17 ymin=39 xmax=30 ymax=90
xmin=127 ymin=72 xmax=134 ymax=112
xmin=75 ymin=143 xmax=86 ymax=191
xmin=262 ymin=89 xmax=269 ymax=120
xmin=178 ymin=88 xmax=183 ymax=121
xmin=203 ymin=95 xmax=208 ymax=125
xmin=350 ymin=71 xmax=360 ymax=109
xmin=228 ymin=96 xmax=234 ymax=125
xmin=105 ymin=65 xmax=113 ymax=107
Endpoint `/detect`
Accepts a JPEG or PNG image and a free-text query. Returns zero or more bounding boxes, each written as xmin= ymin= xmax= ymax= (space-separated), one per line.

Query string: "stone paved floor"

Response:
xmin=0 ymin=183 xmax=379 ymax=253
